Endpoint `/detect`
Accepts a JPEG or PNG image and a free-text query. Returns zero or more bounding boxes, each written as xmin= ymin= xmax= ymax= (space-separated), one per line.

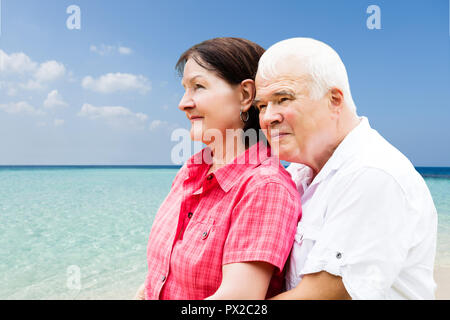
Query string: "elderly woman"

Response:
xmin=135 ymin=37 xmax=301 ymax=300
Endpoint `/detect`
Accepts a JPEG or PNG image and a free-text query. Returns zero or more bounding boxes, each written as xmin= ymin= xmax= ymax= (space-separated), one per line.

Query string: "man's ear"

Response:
xmin=329 ymin=87 xmax=344 ymax=114
xmin=239 ymin=79 xmax=256 ymax=112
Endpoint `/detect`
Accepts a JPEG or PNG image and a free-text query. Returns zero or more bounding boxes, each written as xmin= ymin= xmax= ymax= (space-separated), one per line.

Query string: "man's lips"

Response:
xmin=270 ymin=132 xmax=291 ymax=140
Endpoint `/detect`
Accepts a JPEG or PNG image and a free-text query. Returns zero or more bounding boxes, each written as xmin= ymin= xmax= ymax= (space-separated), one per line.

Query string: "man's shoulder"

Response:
xmin=335 ymin=129 xmax=435 ymax=216
xmin=353 ymin=128 xmax=428 ymax=195
xmin=362 ymin=128 xmax=414 ymax=171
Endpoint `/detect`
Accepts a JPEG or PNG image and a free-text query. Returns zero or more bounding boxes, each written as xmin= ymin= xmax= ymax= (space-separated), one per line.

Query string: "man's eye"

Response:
xmin=195 ymin=84 xmax=205 ymax=89
xmin=279 ymin=97 xmax=290 ymax=103
xmin=258 ymin=105 xmax=267 ymax=111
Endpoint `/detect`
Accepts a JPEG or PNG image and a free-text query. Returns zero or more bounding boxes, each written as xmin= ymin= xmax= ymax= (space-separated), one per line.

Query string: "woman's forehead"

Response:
xmin=181 ymin=59 xmax=212 ymax=84
xmin=183 ymin=58 xmax=207 ymax=75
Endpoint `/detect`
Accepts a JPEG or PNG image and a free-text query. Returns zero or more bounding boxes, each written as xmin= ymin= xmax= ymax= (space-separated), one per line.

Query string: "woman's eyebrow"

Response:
xmin=181 ymin=74 xmax=205 ymax=87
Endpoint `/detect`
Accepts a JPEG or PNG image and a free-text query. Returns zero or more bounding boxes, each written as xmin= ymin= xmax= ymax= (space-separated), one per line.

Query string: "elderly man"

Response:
xmin=254 ymin=38 xmax=437 ymax=300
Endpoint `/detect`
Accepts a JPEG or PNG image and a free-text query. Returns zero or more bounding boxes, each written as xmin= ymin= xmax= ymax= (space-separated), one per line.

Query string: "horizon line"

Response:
xmin=0 ymin=165 xmax=184 ymax=170
xmin=0 ymin=165 xmax=449 ymax=168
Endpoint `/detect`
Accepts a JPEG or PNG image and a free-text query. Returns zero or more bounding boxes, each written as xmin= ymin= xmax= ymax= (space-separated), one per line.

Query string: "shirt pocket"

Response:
xmin=294 ymin=221 xmax=320 ymax=244
xmin=171 ymin=217 xmax=227 ymax=292
xmin=287 ymin=221 xmax=321 ymax=289
xmin=181 ymin=216 xmax=224 ymax=251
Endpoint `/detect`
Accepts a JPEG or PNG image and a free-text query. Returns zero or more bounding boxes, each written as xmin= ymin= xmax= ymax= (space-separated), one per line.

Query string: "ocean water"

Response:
xmin=0 ymin=166 xmax=178 ymax=300
xmin=0 ymin=166 xmax=449 ymax=300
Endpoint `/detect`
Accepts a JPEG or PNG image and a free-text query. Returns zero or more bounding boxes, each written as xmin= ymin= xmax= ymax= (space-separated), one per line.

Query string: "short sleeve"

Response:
xmin=222 ymin=181 xmax=301 ymax=271
xmin=301 ymin=168 xmax=415 ymax=299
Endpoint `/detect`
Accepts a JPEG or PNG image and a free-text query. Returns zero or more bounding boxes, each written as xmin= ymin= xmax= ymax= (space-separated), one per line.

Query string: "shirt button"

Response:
xmin=188 ymin=212 xmax=193 ymax=218
xmin=202 ymin=231 xmax=208 ymax=239
xmin=336 ymin=252 xmax=342 ymax=259
xmin=161 ymin=275 xmax=166 ymax=283
xmin=206 ymin=174 xmax=213 ymax=181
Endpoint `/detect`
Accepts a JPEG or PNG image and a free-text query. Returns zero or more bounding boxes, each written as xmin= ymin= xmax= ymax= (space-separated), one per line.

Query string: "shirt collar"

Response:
xmin=214 ymin=141 xmax=271 ymax=192
xmin=311 ymin=116 xmax=371 ymax=186
xmin=185 ymin=141 xmax=271 ymax=193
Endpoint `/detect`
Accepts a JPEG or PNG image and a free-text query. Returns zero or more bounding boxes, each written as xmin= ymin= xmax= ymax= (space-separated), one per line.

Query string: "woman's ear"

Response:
xmin=239 ymin=79 xmax=256 ymax=112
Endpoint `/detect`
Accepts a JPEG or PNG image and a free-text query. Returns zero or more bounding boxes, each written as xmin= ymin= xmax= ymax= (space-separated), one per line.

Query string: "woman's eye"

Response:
xmin=195 ymin=84 xmax=205 ymax=89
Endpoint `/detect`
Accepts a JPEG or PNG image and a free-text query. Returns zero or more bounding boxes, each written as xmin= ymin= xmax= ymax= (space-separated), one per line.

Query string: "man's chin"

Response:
xmin=268 ymin=137 xmax=291 ymax=157
xmin=278 ymin=151 xmax=291 ymax=162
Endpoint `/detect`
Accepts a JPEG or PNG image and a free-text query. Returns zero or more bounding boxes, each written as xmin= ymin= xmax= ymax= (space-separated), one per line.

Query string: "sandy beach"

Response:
xmin=435 ymin=266 xmax=450 ymax=300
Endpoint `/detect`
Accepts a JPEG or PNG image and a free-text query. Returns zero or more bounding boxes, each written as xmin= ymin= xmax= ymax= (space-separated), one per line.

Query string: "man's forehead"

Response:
xmin=255 ymin=73 xmax=310 ymax=99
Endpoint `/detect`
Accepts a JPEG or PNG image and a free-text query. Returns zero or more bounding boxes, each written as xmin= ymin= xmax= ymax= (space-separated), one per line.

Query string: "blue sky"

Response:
xmin=0 ymin=0 xmax=448 ymax=166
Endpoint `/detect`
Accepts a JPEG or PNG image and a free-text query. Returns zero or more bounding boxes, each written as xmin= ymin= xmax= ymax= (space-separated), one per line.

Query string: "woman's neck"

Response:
xmin=206 ymin=138 xmax=247 ymax=175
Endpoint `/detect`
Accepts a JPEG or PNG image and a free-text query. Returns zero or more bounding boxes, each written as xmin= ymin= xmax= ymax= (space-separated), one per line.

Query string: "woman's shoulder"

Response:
xmin=170 ymin=162 xmax=190 ymax=188
xmin=239 ymin=157 xmax=298 ymax=196
xmin=231 ymin=159 xmax=302 ymax=220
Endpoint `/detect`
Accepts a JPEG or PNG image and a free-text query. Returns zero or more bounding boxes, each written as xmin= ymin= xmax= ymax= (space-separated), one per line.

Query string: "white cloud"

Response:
xmin=34 ymin=61 xmax=66 ymax=82
xmin=118 ymin=46 xmax=133 ymax=55
xmin=44 ymin=90 xmax=69 ymax=109
xmin=0 ymin=50 xmax=37 ymax=74
xmin=81 ymin=73 xmax=151 ymax=94
xmin=0 ymin=81 xmax=19 ymax=96
xmin=90 ymin=44 xmax=133 ymax=56
xmin=78 ymin=103 xmax=148 ymax=129
xmin=54 ymin=119 xmax=65 ymax=127
xmin=0 ymin=50 xmax=65 ymax=81
xmin=0 ymin=50 xmax=66 ymax=93
xmin=149 ymin=120 xmax=169 ymax=131
xmin=90 ymin=44 xmax=115 ymax=56
xmin=0 ymin=101 xmax=45 ymax=116
xmin=20 ymin=79 xmax=45 ymax=91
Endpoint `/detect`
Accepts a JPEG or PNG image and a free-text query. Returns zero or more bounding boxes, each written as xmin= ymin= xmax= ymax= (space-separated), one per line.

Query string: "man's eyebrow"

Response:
xmin=272 ymin=90 xmax=295 ymax=98
xmin=254 ymin=90 xmax=296 ymax=104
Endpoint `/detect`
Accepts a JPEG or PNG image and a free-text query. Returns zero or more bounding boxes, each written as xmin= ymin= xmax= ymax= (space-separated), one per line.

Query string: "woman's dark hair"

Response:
xmin=176 ymin=37 xmax=265 ymax=147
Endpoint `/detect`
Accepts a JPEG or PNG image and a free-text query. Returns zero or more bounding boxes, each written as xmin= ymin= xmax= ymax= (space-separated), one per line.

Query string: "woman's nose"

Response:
xmin=178 ymin=92 xmax=195 ymax=112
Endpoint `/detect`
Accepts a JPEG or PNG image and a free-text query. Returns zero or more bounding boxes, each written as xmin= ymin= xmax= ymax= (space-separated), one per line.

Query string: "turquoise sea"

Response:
xmin=0 ymin=166 xmax=449 ymax=300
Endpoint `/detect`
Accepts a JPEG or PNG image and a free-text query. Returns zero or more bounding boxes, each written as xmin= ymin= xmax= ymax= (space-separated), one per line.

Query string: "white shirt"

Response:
xmin=285 ymin=117 xmax=438 ymax=300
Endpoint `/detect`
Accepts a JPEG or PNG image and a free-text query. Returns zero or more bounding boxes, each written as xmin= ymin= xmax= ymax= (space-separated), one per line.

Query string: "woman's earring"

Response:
xmin=240 ymin=110 xmax=249 ymax=123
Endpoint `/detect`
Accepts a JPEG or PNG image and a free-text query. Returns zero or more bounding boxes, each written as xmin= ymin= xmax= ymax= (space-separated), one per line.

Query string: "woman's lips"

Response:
xmin=189 ymin=116 xmax=203 ymax=124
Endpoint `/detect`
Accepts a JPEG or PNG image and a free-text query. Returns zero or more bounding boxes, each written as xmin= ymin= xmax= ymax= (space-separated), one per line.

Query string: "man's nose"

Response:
xmin=261 ymin=103 xmax=283 ymax=126
xmin=178 ymin=92 xmax=195 ymax=112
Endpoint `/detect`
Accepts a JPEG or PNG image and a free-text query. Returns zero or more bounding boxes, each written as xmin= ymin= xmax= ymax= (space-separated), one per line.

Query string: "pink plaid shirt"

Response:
xmin=145 ymin=141 xmax=301 ymax=300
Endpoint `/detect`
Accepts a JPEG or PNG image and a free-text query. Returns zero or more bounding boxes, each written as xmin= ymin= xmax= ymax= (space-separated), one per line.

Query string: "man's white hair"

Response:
xmin=258 ymin=37 xmax=357 ymax=114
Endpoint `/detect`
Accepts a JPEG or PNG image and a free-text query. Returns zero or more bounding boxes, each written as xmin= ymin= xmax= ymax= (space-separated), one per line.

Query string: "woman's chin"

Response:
xmin=190 ymin=129 xmax=204 ymax=143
